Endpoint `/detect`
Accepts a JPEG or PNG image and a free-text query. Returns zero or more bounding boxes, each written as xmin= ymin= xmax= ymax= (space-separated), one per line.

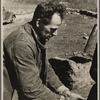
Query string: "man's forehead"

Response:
xmin=50 ymin=13 xmax=62 ymax=25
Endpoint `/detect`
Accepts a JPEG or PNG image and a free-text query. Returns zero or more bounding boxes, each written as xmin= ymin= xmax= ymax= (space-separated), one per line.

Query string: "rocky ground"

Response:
xmin=3 ymin=0 xmax=97 ymax=99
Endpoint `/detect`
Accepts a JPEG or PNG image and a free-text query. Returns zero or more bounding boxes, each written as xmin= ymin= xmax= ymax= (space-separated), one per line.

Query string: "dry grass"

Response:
xmin=67 ymin=0 xmax=97 ymax=12
xmin=4 ymin=0 xmax=97 ymax=12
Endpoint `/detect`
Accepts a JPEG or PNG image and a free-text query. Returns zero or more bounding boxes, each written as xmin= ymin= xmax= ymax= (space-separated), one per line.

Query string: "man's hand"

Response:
xmin=69 ymin=92 xmax=85 ymax=100
xmin=62 ymin=90 xmax=85 ymax=100
xmin=60 ymin=95 xmax=65 ymax=100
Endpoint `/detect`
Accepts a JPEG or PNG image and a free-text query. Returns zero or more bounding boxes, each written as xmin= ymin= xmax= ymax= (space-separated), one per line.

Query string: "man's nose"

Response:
xmin=52 ymin=30 xmax=58 ymax=36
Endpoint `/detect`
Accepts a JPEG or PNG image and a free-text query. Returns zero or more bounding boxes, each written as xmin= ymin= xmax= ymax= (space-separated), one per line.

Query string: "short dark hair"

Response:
xmin=31 ymin=1 xmax=65 ymax=25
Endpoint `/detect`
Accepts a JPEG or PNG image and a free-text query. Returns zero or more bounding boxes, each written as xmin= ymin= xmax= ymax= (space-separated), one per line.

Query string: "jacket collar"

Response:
xmin=31 ymin=25 xmax=47 ymax=50
xmin=24 ymin=22 xmax=47 ymax=50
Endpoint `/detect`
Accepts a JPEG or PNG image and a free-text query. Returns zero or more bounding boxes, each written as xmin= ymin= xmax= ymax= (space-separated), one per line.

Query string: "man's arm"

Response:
xmin=12 ymin=41 xmax=60 ymax=100
xmin=46 ymin=61 xmax=66 ymax=90
xmin=46 ymin=60 xmax=85 ymax=100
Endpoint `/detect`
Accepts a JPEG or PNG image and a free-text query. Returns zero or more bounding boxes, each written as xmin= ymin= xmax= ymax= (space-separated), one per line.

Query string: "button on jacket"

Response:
xmin=3 ymin=22 xmax=63 ymax=100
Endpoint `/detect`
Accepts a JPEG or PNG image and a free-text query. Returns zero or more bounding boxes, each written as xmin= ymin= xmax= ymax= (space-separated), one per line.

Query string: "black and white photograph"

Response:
xmin=2 ymin=0 xmax=99 ymax=100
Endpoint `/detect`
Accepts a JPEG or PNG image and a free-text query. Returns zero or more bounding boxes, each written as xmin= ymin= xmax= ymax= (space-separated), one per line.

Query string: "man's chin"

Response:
xmin=45 ymin=38 xmax=50 ymax=42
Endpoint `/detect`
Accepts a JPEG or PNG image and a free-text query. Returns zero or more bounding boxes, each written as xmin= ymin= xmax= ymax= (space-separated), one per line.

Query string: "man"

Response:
xmin=3 ymin=2 xmax=84 ymax=100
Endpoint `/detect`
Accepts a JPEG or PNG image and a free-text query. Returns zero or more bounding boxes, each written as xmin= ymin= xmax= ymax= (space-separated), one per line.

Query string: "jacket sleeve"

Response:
xmin=11 ymin=41 xmax=60 ymax=100
xmin=46 ymin=60 xmax=65 ymax=91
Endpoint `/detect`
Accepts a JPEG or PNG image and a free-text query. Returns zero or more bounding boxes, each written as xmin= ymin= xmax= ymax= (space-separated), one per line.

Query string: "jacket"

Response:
xmin=3 ymin=22 xmax=63 ymax=100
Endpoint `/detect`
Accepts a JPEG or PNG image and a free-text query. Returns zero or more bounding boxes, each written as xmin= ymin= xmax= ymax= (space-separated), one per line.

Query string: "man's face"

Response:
xmin=37 ymin=13 xmax=62 ymax=42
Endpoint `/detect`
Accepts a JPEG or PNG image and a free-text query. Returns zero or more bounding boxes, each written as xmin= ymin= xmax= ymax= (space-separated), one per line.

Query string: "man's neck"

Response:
xmin=30 ymin=24 xmax=47 ymax=49
xmin=31 ymin=24 xmax=46 ymax=45
xmin=39 ymin=39 xmax=46 ymax=45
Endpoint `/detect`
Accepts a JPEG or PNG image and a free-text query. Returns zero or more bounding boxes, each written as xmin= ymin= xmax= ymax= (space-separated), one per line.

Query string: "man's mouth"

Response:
xmin=45 ymin=36 xmax=52 ymax=41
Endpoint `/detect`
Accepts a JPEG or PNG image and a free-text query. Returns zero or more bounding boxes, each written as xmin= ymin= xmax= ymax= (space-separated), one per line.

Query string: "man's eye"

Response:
xmin=50 ymin=28 xmax=57 ymax=33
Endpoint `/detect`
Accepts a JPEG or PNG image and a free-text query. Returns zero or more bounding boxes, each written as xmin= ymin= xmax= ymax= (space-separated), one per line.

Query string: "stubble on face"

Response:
xmin=42 ymin=13 xmax=62 ymax=41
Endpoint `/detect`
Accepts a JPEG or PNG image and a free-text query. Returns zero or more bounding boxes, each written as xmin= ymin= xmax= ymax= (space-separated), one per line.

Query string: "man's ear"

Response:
xmin=36 ymin=18 xmax=41 ymax=27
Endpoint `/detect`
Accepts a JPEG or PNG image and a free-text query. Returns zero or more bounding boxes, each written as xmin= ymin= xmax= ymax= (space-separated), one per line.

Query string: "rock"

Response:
xmin=49 ymin=56 xmax=94 ymax=90
xmin=69 ymin=61 xmax=94 ymax=89
xmin=3 ymin=7 xmax=16 ymax=25
xmin=83 ymin=35 xmax=89 ymax=40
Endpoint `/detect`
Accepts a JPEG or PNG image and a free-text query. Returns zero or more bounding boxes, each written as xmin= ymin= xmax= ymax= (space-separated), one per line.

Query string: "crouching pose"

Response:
xmin=3 ymin=1 xmax=84 ymax=100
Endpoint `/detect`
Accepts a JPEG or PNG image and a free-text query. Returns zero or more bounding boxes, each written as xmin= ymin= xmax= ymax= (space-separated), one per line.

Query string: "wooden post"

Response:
xmin=84 ymin=24 xmax=97 ymax=53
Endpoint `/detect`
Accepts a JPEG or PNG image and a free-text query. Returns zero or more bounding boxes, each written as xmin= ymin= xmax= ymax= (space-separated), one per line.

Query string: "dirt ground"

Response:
xmin=3 ymin=0 xmax=97 ymax=99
